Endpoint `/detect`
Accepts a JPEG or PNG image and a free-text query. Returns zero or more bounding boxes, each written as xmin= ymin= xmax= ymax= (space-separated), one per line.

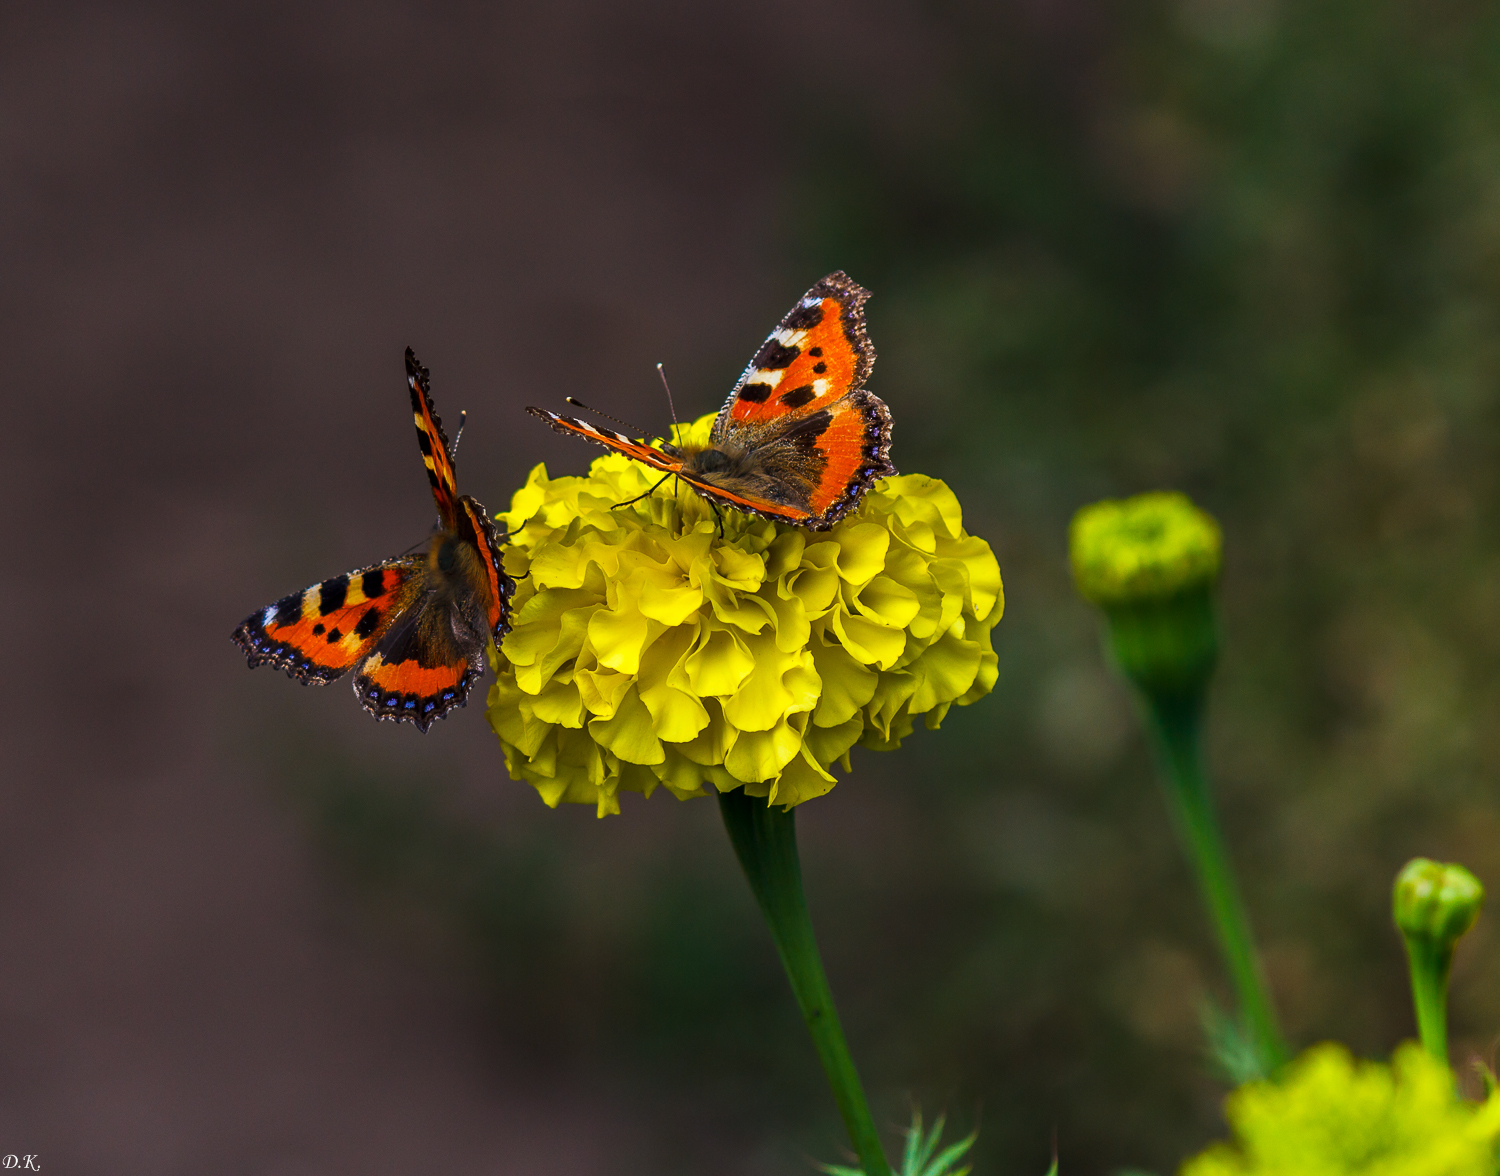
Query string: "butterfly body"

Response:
xmin=233 ymin=350 xmax=513 ymax=732
xmin=528 ymin=271 xmax=895 ymax=530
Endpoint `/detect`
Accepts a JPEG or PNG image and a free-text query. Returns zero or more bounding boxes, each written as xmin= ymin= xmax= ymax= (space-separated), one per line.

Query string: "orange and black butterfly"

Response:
xmin=527 ymin=271 xmax=895 ymax=530
xmin=232 ymin=350 xmax=513 ymax=732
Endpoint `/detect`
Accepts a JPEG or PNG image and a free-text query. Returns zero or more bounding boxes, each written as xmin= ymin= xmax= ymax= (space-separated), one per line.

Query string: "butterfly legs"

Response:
xmin=611 ymin=472 xmax=674 ymax=512
xmin=610 ymin=472 xmax=725 ymax=537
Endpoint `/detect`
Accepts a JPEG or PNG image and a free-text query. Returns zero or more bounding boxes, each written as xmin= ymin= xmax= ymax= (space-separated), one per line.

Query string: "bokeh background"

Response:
xmin=8 ymin=0 xmax=1500 ymax=1172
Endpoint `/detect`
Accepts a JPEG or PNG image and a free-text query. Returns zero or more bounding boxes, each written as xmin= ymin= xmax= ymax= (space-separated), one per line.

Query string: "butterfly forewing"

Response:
xmin=720 ymin=271 xmax=875 ymax=427
xmin=232 ymin=556 xmax=426 ymax=684
xmin=525 ymin=409 xmax=685 ymax=476
xmin=406 ymin=348 xmax=460 ymax=529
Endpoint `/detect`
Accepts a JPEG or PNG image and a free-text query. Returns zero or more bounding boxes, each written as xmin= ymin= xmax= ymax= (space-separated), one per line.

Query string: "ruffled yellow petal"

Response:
xmin=486 ymin=415 xmax=1004 ymax=814
xmin=1181 ymin=1042 xmax=1500 ymax=1176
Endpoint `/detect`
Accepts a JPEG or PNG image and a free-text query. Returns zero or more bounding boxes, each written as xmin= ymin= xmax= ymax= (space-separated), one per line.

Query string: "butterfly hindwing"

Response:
xmin=352 ymin=581 xmax=482 ymax=731
xmin=232 ymin=556 xmax=426 ymax=684
xmin=458 ymin=494 xmax=515 ymax=639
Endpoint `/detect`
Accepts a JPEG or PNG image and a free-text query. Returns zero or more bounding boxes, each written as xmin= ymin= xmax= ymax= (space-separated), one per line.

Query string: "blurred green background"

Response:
xmin=280 ymin=2 xmax=1500 ymax=1172
xmin=13 ymin=0 xmax=1500 ymax=1172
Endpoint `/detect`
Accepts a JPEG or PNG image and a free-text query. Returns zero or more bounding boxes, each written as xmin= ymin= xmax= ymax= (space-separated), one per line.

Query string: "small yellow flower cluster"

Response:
xmin=1182 ymin=1043 xmax=1500 ymax=1176
xmin=487 ymin=414 xmax=1002 ymax=816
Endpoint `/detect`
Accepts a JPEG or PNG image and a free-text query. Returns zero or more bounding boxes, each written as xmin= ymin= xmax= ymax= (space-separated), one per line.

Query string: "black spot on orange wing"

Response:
xmin=779 ymin=385 xmax=817 ymax=408
xmin=361 ymin=568 xmax=387 ymax=599
xmin=273 ymin=593 xmax=303 ymax=628
xmin=753 ymin=339 xmax=800 ymax=369
xmin=318 ymin=575 xmax=348 ymax=615
xmin=737 ymin=383 xmax=773 ymax=403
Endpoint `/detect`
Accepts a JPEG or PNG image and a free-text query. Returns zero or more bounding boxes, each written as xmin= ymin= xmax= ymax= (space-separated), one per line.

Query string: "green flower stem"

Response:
xmin=1142 ymin=691 xmax=1287 ymax=1076
xmin=718 ymin=787 xmax=893 ymax=1176
xmin=1403 ymin=937 xmax=1453 ymax=1065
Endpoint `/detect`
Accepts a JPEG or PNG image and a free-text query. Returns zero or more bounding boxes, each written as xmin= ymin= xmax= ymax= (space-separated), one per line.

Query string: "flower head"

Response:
xmin=487 ymin=413 xmax=1002 ymax=816
xmin=1070 ymin=491 xmax=1222 ymax=607
xmin=1182 ymin=1042 xmax=1500 ymax=1176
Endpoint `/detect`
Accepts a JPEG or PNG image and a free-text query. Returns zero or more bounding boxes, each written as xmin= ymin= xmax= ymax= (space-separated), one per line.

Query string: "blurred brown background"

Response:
xmin=9 ymin=1 xmax=1500 ymax=1173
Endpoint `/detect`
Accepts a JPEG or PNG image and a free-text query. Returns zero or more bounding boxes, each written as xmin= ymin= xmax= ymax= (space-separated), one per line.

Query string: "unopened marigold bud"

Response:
xmin=1069 ymin=492 xmax=1222 ymax=696
xmin=1394 ymin=858 xmax=1484 ymax=951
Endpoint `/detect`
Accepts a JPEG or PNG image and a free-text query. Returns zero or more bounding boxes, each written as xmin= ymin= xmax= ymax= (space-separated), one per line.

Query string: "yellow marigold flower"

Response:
xmin=1181 ymin=1042 xmax=1500 ymax=1176
xmin=487 ymin=413 xmax=1003 ymax=816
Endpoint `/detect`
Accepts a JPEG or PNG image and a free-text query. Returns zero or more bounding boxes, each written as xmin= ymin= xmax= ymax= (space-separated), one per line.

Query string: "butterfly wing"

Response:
xmin=353 ymin=494 xmax=513 ymax=731
xmin=721 ymin=271 xmax=876 ymax=425
xmin=457 ymin=494 xmax=514 ymax=640
xmin=232 ymin=556 xmax=427 ymax=684
xmin=351 ymin=584 xmax=483 ymax=731
xmin=700 ymin=272 xmax=894 ymax=528
xmin=407 ymin=348 xmax=460 ymax=530
xmin=524 ymin=408 xmax=685 ymax=477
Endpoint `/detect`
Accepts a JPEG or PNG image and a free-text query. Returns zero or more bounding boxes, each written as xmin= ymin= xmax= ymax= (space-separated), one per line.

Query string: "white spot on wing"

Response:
xmin=753 ymin=368 xmax=786 ymax=388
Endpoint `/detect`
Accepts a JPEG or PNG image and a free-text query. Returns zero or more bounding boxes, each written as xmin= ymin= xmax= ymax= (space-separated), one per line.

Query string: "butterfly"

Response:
xmin=527 ymin=271 xmax=895 ymax=530
xmin=232 ymin=349 xmax=514 ymax=732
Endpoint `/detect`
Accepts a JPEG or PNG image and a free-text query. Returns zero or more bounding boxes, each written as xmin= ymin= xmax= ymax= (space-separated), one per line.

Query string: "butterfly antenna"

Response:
xmin=657 ymin=362 xmax=682 ymax=447
xmin=565 ymin=397 xmax=647 ymax=437
xmin=449 ymin=409 xmax=466 ymax=459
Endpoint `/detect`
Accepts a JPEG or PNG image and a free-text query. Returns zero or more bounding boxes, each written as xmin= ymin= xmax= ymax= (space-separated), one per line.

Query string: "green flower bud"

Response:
xmin=1069 ymin=492 xmax=1222 ymax=697
xmin=1394 ymin=858 xmax=1484 ymax=951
